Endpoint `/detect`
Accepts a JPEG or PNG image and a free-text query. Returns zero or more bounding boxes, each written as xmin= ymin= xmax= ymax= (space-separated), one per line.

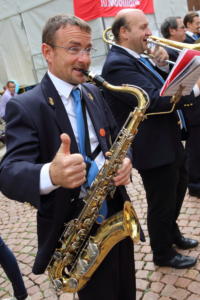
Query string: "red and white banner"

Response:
xmin=74 ymin=0 xmax=154 ymax=21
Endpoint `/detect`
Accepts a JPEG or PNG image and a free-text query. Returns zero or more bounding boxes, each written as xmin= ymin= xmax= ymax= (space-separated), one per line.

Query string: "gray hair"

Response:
xmin=161 ymin=17 xmax=181 ymax=38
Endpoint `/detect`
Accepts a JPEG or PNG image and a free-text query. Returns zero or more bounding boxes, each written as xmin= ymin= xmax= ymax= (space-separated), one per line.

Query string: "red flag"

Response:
xmin=74 ymin=0 xmax=154 ymax=21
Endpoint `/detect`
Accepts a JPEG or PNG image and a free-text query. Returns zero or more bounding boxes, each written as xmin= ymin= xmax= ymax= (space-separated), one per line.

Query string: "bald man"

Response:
xmin=102 ymin=8 xmax=200 ymax=269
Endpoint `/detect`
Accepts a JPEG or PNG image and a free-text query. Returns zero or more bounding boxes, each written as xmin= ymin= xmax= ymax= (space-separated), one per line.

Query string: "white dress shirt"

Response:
xmin=40 ymin=71 xmax=105 ymax=194
xmin=185 ymin=30 xmax=197 ymax=40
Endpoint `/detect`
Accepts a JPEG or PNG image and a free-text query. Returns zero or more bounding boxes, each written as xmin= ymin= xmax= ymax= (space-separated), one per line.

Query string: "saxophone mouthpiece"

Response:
xmin=81 ymin=69 xmax=89 ymax=76
xmin=81 ymin=70 xmax=105 ymax=87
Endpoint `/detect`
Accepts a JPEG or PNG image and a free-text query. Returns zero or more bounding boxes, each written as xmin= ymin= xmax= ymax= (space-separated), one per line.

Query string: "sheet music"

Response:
xmin=160 ymin=49 xmax=200 ymax=96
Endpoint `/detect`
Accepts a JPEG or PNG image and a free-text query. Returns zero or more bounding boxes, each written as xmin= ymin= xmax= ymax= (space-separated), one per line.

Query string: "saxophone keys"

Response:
xmin=87 ymin=242 xmax=99 ymax=257
xmin=83 ymin=218 xmax=91 ymax=227
xmin=71 ymin=241 xmax=81 ymax=250
xmin=78 ymin=229 xmax=87 ymax=237
xmin=66 ymin=277 xmax=78 ymax=289
xmin=64 ymin=252 xmax=74 ymax=264
xmin=53 ymin=251 xmax=62 ymax=261
xmin=52 ymin=279 xmax=63 ymax=291
xmin=77 ymin=258 xmax=89 ymax=274
xmin=91 ymin=207 xmax=98 ymax=215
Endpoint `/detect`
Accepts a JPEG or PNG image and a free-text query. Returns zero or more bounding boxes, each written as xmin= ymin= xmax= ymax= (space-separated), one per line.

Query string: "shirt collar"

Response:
xmin=114 ymin=44 xmax=140 ymax=59
xmin=186 ymin=31 xmax=195 ymax=38
xmin=47 ymin=70 xmax=81 ymax=99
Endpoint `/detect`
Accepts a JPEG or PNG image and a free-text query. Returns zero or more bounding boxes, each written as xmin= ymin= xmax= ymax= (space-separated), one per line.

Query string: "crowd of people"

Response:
xmin=0 ymin=7 xmax=200 ymax=300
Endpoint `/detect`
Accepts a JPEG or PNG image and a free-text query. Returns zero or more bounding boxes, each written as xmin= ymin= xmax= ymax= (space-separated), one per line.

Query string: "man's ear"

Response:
xmin=169 ymin=27 xmax=176 ymax=37
xmin=119 ymin=26 xmax=129 ymax=41
xmin=41 ymin=43 xmax=52 ymax=64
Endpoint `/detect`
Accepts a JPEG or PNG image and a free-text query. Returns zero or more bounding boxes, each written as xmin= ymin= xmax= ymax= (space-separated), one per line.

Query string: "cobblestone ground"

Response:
xmin=0 ymin=166 xmax=200 ymax=300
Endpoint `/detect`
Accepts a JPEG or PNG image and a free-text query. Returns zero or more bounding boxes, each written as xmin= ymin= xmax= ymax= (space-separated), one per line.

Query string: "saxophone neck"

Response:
xmin=82 ymin=70 xmax=149 ymax=111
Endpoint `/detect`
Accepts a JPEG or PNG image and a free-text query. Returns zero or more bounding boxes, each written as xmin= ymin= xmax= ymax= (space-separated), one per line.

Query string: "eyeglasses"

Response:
xmin=49 ymin=44 xmax=97 ymax=56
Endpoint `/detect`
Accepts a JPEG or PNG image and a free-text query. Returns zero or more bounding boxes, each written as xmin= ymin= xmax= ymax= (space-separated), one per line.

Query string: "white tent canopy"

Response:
xmin=0 ymin=0 xmax=189 ymax=88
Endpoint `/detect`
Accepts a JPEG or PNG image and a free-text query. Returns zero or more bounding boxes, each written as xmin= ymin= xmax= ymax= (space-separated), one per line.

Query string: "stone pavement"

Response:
xmin=0 ymin=156 xmax=200 ymax=299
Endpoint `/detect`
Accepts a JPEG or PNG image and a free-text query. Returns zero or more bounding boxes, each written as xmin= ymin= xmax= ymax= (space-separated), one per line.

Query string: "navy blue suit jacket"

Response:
xmin=0 ymin=73 xmax=131 ymax=273
xmin=184 ymin=33 xmax=196 ymax=44
xmin=102 ymin=45 xmax=199 ymax=170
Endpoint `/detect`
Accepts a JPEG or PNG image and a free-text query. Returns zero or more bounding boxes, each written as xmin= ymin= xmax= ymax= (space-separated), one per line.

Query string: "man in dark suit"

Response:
xmin=102 ymin=8 xmax=200 ymax=269
xmin=183 ymin=11 xmax=200 ymax=43
xmin=0 ymin=14 xmax=136 ymax=300
xmin=160 ymin=16 xmax=186 ymax=61
xmin=161 ymin=16 xmax=200 ymax=198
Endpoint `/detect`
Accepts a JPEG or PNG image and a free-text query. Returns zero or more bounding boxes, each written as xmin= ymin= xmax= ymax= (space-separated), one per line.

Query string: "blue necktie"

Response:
xmin=71 ymin=88 xmax=107 ymax=222
xmin=193 ymin=34 xmax=199 ymax=40
xmin=139 ymin=56 xmax=165 ymax=84
xmin=139 ymin=57 xmax=187 ymax=131
xmin=71 ymin=88 xmax=86 ymax=159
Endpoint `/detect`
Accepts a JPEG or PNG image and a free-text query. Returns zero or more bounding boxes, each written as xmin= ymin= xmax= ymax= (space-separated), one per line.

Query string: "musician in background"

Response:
xmin=160 ymin=16 xmax=186 ymax=61
xmin=183 ymin=11 xmax=200 ymax=43
xmin=102 ymin=8 xmax=199 ymax=269
xmin=0 ymin=14 xmax=136 ymax=300
xmin=161 ymin=16 xmax=200 ymax=198
xmin=0 ymin=81 xmax=16 ymax=119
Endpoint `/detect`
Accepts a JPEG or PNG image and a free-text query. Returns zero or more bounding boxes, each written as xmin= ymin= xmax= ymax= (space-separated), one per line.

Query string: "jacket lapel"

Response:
xmin=112 ymin=45 xmax=163 ymax=84
xmin=41 ymin=73 xmax=79 ymax=153
xmin=82 ymin=85 xmax=109 ymax=154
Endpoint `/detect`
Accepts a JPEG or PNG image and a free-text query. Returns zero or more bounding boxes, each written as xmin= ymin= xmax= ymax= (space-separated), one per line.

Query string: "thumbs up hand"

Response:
xmin=49 ymin=133 xmax=86 ymax=188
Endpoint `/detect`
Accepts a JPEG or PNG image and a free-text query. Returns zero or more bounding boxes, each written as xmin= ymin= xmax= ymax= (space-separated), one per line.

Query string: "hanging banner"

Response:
xmin=74 ymin=0 xmax=154 ymax=21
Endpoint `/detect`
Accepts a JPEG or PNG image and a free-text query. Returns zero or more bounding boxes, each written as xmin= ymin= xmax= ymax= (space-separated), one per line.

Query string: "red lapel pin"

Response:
xmin=99 ymin=128 xmax=106 ymax=137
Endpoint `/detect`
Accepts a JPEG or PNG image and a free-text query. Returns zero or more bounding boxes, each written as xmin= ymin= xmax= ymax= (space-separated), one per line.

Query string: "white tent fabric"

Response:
xmin=0 ymin=0 xmax=189 ymax=88
xmin=0 ymin=0 xmax=52 ymax=21
xmin=0 ymin=13 xmax=35 ymax=87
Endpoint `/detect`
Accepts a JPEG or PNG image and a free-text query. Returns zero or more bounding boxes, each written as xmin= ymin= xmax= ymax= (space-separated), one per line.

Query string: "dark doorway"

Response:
xmin=188 ymin=0 xmax=200 ymax=10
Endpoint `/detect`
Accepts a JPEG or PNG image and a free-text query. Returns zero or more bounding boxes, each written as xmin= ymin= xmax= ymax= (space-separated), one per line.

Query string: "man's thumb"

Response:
xmin=58 ymin=133 xmax=71 ymax=155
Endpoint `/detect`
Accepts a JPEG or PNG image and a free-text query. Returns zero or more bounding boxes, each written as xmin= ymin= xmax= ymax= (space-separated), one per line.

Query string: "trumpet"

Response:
xmin=102 ymin=27 xmax=200 ymax=64
xmin=149 ymin=35 xmax=200 ymax=51
xmin=102 ymin=27 xmax=175 ymax=64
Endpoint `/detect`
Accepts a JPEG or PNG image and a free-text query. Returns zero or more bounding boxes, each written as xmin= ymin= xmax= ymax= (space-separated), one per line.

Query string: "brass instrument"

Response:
xmin=149 ymin=35 xmax=200 ymax=51
xmin=103 ymin=27 xmax=200 ymax=67
xmin=102 ymin=27 xmax=184 ymax=114
xmin=103 ymin=26 xmax=200 ymax=52
xmin=48 ymin=72 xmax=149 ymax=294
xmin=103 ymin=27 xmax=175 ymax=64
xmin=102 ymin=26 xmax=115 ymax=45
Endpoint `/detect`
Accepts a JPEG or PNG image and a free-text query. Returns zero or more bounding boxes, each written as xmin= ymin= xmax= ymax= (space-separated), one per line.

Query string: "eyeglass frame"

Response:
xmin=47 ymin=44 xmax=97 ymax=56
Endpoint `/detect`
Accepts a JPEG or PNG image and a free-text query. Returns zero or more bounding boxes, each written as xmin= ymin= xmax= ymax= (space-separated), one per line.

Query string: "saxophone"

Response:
xmin=48 ymin=71 xmax=149 ymax=293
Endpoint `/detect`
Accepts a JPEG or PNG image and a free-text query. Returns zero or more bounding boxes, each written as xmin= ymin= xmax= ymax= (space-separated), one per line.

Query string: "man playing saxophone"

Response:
xmin=102 ymin=8 xmax=200 ymax=269
xmin=0 ymin=14 xmax=137 ymax=300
